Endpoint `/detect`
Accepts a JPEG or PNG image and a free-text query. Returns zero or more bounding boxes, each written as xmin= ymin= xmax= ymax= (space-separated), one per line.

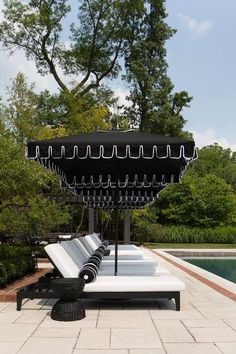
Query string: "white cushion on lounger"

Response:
xmin=74 ymin=238 xmax=148 ymax=260
xmin=58 ymin=235 xmax=72 ymax=240
xmin=61 ymin=240 xmax=169 ymax=275
xmin=86 ymin=233 xmax=139 ymax=250
xmin=63 ymin=239 xmax=158 ymax=268
xmin=90 ymin=233 xmax=141 ymax=252
xmin=61 ymin=240 xmax=86 ymax=267
xmin=99 ymin=262 xmax=157 ymax=275
xmin=98 ymin=264 xmax=169 ymax=276
xmin=84 ymin=275 xmax=185 ymax=292
xmin=106 ymin=249 xmax=144 ymax=258
xmin=85 ymin=234 xmax=142 ymax=253
xmin=44 ymin=244 xmax=169 ymax=278
xmin=70 ymin=239 xmax=90 ymax=261
xmin=108 ymin=244 xmax=140 ymax=251
xmin=72 ymin=239 xmax=90 ymax=255
xmin=45 ymin=243 xmax=79 ymax=278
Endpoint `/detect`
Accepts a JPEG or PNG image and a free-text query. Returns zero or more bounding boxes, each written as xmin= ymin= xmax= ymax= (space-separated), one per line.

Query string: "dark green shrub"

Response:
xmin=0 ymin=263 xmax=7 ymax=288
xmin=0 ymin=244 xmax=36 ymax=288
xmin=3 ymin=262 xmax=17 ymax=282
xmin=131 ymin=223 xmax=236 ymax=244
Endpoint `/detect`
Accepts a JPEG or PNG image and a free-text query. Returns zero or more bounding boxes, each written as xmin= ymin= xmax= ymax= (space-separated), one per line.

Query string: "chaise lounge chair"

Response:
xmin=71 ymin=237 xmax=162 ymax=266
xmin=16 ymin=242 xmax=185 ymax=312
xmin=84 ymin=233 xmax=144 ymax=259
xmin=56 ymin=240 xmax=169 ymax=276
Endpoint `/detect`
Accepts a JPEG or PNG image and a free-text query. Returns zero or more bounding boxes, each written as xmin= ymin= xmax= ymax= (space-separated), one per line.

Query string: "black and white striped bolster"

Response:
xmin=97 ymin=242 xmax=110 ymax=256
xmin=79 ymin=263 xmax=98 ymax=283
xmin=97 ymin=245 xmax=106 ymax=252
xmin=104 ymin=249 xmax=111 ymax=256
xmin=87 ymin=256 xmax=101 ymax=268
xmin=92 ymin=250 xmax=104 ymax=260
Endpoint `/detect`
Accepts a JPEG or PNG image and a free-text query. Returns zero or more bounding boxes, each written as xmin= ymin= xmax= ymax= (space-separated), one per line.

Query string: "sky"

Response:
xmin=0 ymin=0 xmax=236 ymax=151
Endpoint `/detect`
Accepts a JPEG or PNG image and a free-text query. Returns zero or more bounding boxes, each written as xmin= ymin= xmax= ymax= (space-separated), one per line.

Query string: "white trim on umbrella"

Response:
xmin=26 ymin=144 xmax=198 ymax=160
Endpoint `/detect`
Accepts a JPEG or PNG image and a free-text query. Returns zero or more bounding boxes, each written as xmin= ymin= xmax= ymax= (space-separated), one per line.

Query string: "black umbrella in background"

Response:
xmin=26 ymin=131 xmax=197 ymax=275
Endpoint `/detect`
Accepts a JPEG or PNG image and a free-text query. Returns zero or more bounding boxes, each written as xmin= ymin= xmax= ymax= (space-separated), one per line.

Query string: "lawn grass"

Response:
xmin=144 ymin=243 xmax=236 ymax=249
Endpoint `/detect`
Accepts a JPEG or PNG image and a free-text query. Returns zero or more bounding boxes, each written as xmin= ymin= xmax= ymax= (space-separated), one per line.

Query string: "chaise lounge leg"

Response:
xmin=175 ymin=292 xmax=180 ymax=311
xmin=16 ymin=292 xmax=23 ymax=311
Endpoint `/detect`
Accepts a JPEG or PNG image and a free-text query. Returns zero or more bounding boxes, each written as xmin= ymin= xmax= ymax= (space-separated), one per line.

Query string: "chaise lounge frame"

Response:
xmin=16 ymin=275 xmax=180 ymax=311
xmin=16 ymin=241 xmax=182 ymax=312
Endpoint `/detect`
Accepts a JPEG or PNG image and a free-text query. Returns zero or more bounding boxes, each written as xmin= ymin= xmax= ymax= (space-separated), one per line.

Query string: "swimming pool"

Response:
xmin=183 ymin=257 xmax=236 ymax=284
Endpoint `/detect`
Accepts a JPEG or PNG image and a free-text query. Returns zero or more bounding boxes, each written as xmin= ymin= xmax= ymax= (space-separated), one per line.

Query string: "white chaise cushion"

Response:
xmin=84 ymin=275 xmax=185 ymax=292
xmin=45 ymin=244 xmax=79 ymax=278
xmin=85 ymin=234 xmax=141 ymax=252
xmin=44 ymin=243 xmax=169 ymax=278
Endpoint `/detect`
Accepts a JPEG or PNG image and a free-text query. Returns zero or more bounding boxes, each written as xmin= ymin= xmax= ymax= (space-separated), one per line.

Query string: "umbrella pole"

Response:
xmin=115 ymin=206 xmax=118 ymax=276
xmin=114 ymin=189 xmax=118 ymax=276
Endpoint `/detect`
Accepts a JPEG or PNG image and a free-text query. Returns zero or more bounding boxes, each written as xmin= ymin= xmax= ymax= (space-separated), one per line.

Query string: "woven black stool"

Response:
xmin=51 ymin=278 xmax=86 ymax=321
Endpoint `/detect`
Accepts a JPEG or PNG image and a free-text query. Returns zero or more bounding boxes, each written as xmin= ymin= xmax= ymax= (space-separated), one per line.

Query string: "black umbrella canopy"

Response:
xmin=26 ymin=131 xmax=197 ymax=275
xmin=81 ymin=188 xmax=160 ymax=209
xmin=26 ymin=131 xmax=197 ymax=200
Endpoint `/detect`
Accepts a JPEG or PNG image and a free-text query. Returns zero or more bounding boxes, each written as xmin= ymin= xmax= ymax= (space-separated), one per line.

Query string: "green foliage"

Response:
xmin=131 ymin=146 xmax=236 ymax=243
xmin=4 ymin=72 xmax=114 ymax=138
xmin=0 ymin=135 xmax=55 ymax=200
xmin=0 ymin=119 xmax=71 ymax=242
xmin=0 ymin=263 xmax=8 ymax=287
xmin=154 ymin=175 xmax=236 ymax=227
xmin=0 ymin=0 xmax=70 ymax=85
xmin=64 ymin=93 xmax=111 ymax=135
xmin=0 ymin=196 xmax=71 ymax=240
xmin=131 ymin=222 xmax=236 ymax=244
xmin=0 ymin=0 xmax=144 ymax=97
xmin=0 ymin=1 xmax=193 ymax=135
xmin=0 ymin=243 xmax=32 ymax=258
xmin=6 ymin=72 xmax=39 ymax=142
xmin=4 ymin=73 xmax=68 ymax=141
xmin=188 ymin=144 xmax=236 ymax=191
xmin=124 ymin=0 xmax=192 ymax=135
xmin=0 ymin=98 xmax=6 ymax=133
xmin=36 ymin=86 xmax=114 ymax=133
xmin=0 ymin=245 xmax=36 ymax=288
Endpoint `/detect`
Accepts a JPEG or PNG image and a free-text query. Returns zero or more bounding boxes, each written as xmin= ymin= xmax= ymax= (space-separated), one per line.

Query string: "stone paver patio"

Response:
xmin=1 ymin=248 xmax=236 ymax=354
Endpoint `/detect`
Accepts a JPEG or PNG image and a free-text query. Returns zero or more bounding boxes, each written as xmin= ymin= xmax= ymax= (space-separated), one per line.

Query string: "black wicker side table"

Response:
xmin=51 ymin=278 xmax=86 ymax=321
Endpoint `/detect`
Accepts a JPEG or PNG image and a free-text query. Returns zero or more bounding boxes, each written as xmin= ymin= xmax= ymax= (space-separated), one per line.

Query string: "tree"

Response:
xmin=0 ymin=0 xmax=143 ymax=98
xmin=0 ymin=196 xmax=71 ymax=241
xmin=0 ymin=130 xmax=71 ymax=242
xmin=0 ymin=134 xmax=55 ymax=201
xmin=0 ymin=99 xmax=6 ymax=134
xmin=188 ymin=144 xmax=236 ymax=192
xmin=4 ymin=72 xmax=68 ymax=142
xmin=6 ymin=72 xmax=41 ymax=142
xmin=4 ymin=72 xmax=113 ymax=140
xmin=123 ymin=0 xmax=192 ymax=135
xmin=154 ymin=175 xmax=236 ymax=227
xmin=0 ymin=1 xmax=192 ymax=136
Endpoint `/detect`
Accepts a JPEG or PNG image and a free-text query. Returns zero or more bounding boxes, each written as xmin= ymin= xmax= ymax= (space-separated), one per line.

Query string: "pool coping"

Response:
xmin=160 ymin=249 xmax=236 ymax=257
xmin=150 ymin=249 xmax=236 ymax=301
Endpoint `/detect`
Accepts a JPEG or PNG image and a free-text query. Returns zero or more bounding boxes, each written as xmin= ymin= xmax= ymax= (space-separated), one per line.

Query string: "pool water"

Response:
xmin=183 ymin=258 xmax=236 ymax=284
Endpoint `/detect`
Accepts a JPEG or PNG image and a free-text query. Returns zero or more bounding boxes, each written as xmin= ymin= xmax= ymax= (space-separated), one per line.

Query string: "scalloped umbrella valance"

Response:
xmin=26 ymin=131 xmax=197 ymax=274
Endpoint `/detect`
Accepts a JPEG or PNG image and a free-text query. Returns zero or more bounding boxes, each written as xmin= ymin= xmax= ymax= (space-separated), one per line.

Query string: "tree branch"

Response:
xmin=51 ymin=33 xmax=57 ymax=61
xmin=72 ymin=1 xmax=106 ymax=96
xmin=79 ymin=39 xmax=122 ymax=97
xmin=6 ymin=39 xmax=43 ymax=61
xmin=41 ymin=27 xmax=68 ymax=91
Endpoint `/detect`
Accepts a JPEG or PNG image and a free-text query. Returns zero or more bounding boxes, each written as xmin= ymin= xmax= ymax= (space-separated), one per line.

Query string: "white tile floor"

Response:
xmin=1 ymin=248 xmax=236 ymax=354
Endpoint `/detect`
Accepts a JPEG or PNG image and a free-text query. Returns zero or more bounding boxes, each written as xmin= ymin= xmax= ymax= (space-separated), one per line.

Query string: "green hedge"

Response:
xmin=0 ymin=245 xmax=36 ymax=288
xmin=131 ymin=222 xmax=236 ymax=244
